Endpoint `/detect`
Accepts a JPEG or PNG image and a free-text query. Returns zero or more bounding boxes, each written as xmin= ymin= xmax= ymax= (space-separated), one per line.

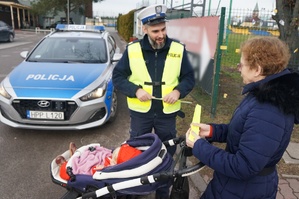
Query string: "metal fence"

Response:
xmin=218 ymin=8 xmax=281 ymax=69
xmin=168 ymin=6 xmax=294 ymax=68
xmin=214 ymin=7 xmax=298 ymax=70
xmin=210 ymin=7 xmax=299 ymax=115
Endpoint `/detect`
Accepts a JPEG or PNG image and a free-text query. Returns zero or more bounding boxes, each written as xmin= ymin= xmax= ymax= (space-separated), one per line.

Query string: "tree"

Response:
xmin=30 ymin=0 xmax=104 ymax=20
xmin=273 ymin=0 xmax=299 ymax=70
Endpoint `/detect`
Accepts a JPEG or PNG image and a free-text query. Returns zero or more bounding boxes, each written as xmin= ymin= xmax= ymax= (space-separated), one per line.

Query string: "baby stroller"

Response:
xmin=50 ymin=133 xmax=204 ymax=199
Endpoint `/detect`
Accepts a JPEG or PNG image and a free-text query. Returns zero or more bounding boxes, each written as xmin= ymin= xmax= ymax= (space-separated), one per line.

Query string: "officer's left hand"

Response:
xmin=163 ymin=90 xmax=180 ymax=104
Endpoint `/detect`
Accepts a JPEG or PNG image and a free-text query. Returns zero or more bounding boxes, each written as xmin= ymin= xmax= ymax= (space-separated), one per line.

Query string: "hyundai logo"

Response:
xmin=37 ymin=100 xmax=50 ymax=108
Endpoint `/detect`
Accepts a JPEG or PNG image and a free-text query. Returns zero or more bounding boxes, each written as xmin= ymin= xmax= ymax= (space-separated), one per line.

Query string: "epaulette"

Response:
xmin=128 ymin=39 xmax=141 ymax=45
xmin=172 ymin=39 xmax=185 ymax=46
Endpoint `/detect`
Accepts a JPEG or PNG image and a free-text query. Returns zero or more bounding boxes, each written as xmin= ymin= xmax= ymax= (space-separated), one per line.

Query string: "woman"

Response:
xmin=186 ymin=36 xmax=299 ymax=199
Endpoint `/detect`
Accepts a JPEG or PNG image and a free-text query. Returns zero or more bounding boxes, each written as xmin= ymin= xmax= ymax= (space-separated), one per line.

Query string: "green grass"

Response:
xmin=221 ymin=33 xmax=266 ymax=68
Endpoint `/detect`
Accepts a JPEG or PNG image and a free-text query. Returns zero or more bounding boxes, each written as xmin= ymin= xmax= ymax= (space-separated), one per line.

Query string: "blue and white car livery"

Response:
xmin=0 ymin=24 xmax=121 ymax=130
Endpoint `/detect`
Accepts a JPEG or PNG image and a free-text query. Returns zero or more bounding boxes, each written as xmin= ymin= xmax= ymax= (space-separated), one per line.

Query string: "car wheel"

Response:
xmin=108 ymin=90 xmax=118 ymax=123
xmin=8 ymin=33 xmax=14 ymax=42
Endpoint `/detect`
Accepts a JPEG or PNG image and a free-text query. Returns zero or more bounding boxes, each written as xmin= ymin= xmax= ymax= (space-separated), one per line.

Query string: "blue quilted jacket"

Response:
xmin=193 ymin=69 xmax=299 ymax=199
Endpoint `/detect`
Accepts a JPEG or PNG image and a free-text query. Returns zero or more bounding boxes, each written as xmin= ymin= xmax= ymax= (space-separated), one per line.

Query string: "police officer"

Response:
xmin=112 ymin=5 xmax=194 ymax=197
xmin=113 ymin=3 xmax=194 ymax=154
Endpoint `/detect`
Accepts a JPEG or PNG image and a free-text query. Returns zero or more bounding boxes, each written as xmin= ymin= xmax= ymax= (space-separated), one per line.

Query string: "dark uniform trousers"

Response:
xmin=129 ymin=114 xmax=177 ymax=198
xmin=129 ymin=114 xmax=177 ymax=156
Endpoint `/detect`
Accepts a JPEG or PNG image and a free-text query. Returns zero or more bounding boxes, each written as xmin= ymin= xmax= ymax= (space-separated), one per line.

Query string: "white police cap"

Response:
xmin=138 ymin=4 xmax=167 ymax=25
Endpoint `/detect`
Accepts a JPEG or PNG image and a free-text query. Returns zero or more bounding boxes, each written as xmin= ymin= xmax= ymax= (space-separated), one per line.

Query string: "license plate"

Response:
xmin=26 ymin=110 xmax=64 ymax=120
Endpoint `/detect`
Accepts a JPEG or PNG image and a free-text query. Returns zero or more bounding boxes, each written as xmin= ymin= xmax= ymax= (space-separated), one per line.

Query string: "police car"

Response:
xmin=0 ymin=24 xmax=122 ymax=130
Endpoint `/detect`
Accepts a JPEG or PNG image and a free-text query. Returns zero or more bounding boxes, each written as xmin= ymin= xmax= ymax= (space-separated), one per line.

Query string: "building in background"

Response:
xmin=0 ymin=0 xmax=33 ymax=29
xmin=0 ymin=0 xmax=93 ymax=29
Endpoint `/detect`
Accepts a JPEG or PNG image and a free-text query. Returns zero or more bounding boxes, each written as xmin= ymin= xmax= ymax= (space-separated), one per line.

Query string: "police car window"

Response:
xmin=108 ymin=36 xmax=116 ymax=57
xmin=27 ymin=37 xmax=108 ymax=63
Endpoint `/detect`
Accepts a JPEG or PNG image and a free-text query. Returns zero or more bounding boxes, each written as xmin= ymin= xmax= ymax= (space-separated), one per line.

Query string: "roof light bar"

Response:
xmin=55 ymin=24 xmax=105 ymax=32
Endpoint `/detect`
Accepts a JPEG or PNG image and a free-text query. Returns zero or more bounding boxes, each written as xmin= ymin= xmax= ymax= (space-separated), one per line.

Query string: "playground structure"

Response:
xmin=230 ymin=26 xmax=280 ymax=36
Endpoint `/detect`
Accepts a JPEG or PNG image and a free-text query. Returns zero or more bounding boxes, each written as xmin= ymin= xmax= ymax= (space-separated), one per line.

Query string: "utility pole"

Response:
xmin=191 ymin=0 xmax=206 ymax=17
xmin=67 ymin=0 xmax=70 ymax=24
xmin=190 ymin=0 xmax=193 ymax=15
xmin=225 ymin=0 xmax=233 ymax=51
xmin=208 ymin=0 xmax=211 ymax=16
xmin=227 ymin=0 xmax=233 ymax=28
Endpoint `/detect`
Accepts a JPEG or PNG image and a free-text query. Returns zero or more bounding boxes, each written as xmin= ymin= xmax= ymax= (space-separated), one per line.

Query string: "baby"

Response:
xmin=55 ymin=142 xmax=142 ymax=180
xmin=91 ymin=143 xmax=142 ymax=173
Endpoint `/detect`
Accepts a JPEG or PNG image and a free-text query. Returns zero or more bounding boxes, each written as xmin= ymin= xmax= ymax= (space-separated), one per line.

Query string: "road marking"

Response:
xmin=0 ymin=42 xmax=32 ymax=50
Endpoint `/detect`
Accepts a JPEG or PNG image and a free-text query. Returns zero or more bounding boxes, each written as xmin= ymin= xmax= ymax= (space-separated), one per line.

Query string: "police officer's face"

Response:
xmin=143 ymin=22 xmax=166 ymax=49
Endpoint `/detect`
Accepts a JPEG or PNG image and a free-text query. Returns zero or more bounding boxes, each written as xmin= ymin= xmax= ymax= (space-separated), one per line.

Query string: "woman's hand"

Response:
xmin=186 ymin=128 xmax=201 ymax=148
xmin=190 ymin=123 xmax=211 ymax=138
xmin=186 ymin=123 xmax=212 ymax=148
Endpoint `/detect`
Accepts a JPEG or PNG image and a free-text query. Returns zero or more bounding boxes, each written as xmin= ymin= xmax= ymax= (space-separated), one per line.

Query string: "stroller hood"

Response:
xmin=51 ymin=133 xmax=173 ymax=196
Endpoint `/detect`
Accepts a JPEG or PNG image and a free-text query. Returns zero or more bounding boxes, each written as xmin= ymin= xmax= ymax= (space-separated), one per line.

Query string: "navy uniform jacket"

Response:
xmin=112 ymin=34 xmax=195 ymax=118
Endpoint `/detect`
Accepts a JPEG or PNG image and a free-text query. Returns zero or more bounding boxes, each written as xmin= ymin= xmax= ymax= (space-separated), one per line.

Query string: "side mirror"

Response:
xmin=112 ymin=53 xmax=122 ymax=63
xmin=20 ymin=51 xmax=29 ymax=59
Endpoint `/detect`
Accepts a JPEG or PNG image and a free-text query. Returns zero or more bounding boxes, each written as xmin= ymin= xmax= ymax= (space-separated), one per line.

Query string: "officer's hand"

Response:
xmin=163 ymin=90 xmax=180 ymax=104
xmin=136 ymin=88 xmax=152 ymax=102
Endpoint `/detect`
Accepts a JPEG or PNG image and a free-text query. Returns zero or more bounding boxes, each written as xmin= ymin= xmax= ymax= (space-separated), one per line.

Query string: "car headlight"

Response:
xmin=0 ymin=84 xmax=11 ymax=99
xmin=80 ymin=83 xmax=107 ymax=101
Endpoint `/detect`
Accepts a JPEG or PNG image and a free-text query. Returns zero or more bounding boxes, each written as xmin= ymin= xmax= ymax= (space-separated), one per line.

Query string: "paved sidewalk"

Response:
xmin=277 ymin=142 xmax=299 ymax=199
xmin=277 ymin=174 xmax=299 ymax=199
xmin=189 ymin=142 xmax=299 ymax=199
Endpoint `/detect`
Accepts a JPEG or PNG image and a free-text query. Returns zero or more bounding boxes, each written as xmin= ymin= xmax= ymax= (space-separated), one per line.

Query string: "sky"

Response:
xmin=92 ymin=0 xmax=276 ymax=17
xmin=93 ymin=0 xmax=141 ymax=17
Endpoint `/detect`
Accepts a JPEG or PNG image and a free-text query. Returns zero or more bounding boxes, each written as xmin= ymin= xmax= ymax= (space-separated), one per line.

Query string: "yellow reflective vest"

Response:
xmin=127 ymin=41 xmax=184 ymax=114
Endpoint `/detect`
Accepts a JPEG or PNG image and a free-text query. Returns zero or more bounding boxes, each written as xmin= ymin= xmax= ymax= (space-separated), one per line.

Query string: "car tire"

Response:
xmin=8 ymin=33 xmax=14 ymax=42
xmin=107 ymin=90 xmax=118 ymax=123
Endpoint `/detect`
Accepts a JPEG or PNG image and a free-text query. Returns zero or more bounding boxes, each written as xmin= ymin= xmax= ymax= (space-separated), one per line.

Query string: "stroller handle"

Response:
xmin=156 ymin=161 xmax=205 ymax=181
xmin=78 ymin=161 xmax=205 ymax=199
xmin=176 ymin=161 xmax=205 ymax=177
xmin=163 ymin=136 xmax=185 ymax=147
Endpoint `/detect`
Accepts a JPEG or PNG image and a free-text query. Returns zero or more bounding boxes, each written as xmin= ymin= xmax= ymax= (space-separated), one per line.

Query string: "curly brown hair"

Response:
xmin=240 ymin=36 xmax=291 ymax=76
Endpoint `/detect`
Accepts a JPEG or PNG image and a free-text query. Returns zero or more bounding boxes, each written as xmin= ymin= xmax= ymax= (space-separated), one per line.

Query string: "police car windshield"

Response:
xmin=27 ymin=37 xmax=108 ymax=63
